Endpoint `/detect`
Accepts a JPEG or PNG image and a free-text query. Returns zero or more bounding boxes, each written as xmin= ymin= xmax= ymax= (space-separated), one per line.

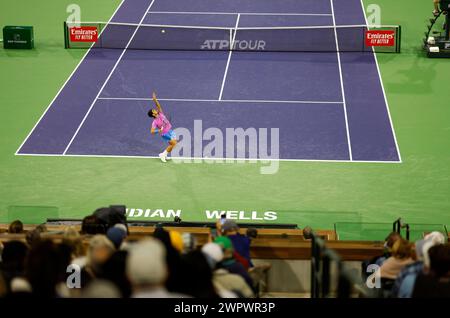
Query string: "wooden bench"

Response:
xmin=0 ymin=233 xmax=383 ymax=262
xmin=0 ymin=225 xmax=212 ymax=247
xmin=248 ymin=239 xmax=383 ymax=260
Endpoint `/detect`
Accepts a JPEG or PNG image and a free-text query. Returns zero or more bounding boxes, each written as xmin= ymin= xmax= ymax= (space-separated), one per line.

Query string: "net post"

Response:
xmin=64 ymin=21 xmax=69 ymax=49
xmin=98 ymin=22 xmax=102 ymax=49
xmin=362 ymin=25 xmax=366 ymax=53
xmin=397 ymin=25 xmax=401 ymax=53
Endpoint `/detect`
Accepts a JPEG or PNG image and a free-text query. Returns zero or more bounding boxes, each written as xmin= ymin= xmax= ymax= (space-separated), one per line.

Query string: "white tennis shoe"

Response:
xmin=159 ymin=152 xmax=167 ymax=162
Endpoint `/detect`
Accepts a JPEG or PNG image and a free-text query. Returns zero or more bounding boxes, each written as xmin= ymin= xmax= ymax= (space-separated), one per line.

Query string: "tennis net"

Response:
xmin=64 ymin=21 xmax=401 ymax=53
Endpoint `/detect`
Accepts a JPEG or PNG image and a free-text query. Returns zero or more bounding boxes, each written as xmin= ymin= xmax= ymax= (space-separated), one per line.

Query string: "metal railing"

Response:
xmin=310 ymin=233 xmax=359 ymax=298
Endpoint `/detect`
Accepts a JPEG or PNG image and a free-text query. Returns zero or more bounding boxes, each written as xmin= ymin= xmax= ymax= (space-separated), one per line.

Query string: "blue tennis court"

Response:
xmin=16 ymin=0 xmax=401 ymax=162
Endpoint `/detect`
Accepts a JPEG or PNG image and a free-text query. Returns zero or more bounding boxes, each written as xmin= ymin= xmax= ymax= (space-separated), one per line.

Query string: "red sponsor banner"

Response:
xmin=69 ymin=26 xmax=98 ymax=42
xmin=365 ymin=30 xmax=395 ymax=47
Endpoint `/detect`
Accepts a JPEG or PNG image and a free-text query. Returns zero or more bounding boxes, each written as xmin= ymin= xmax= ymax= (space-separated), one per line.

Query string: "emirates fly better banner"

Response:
xmin=365 ymin=30 xmax=395 ymax=47
xmin=69 ymin=26 xmax=98 ymax=42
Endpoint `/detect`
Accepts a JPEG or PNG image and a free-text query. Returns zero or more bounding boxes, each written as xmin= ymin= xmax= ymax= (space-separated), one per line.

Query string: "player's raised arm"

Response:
xmin=152 ymin=92 xmax=163 ymax=113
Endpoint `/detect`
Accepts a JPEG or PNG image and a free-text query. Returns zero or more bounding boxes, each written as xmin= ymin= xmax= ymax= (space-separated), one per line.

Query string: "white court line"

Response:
xmin=97 ymin=97 xmax=343 ymax=104
xmin=218 ymin=14 xmax=240 ymax=100
xmin=360 ymin=0 xmax=402 ymax=163
xmin=14 ymin=0 xmax=126 ymax=155
xmin=62 ymin=0 xmax=158 ymax=155
xmin=69 ymin=21 xmax=399 ymax=30
xmin=15 ymin=153 xmax=402 ymax=164
xmin=147 ymin=11 xmax=333 ymax=16
xmin=330 ymin=0 xmax=353 ymax=161
xmin=233 ymin=24 xmax=400 ymax=30
xmin=68 ymin=21 xmax=230 ymax=30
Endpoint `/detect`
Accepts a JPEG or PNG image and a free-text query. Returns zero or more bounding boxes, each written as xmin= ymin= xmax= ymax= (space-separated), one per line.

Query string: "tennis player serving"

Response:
xmin=148 ymin=92 xmax=177 ymax=162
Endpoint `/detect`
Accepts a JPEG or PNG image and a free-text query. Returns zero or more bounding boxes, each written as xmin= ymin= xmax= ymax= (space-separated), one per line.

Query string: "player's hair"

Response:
xmin=148 ymin=109 xmax=158 ymax=118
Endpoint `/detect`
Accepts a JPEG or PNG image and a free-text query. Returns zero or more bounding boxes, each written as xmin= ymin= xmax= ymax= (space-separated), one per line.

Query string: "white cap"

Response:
xmin=10 ymin=277 xmax=32 ymax=293
xmin=422 ymin=232 xmax=446 ymax=267
xmin=201 ymin=242 xmax=224 ymax=265
xmin=126 ymin=238 xmax=167 ymax=286
xmin=424 ymin=231 xmax=446 ymax=245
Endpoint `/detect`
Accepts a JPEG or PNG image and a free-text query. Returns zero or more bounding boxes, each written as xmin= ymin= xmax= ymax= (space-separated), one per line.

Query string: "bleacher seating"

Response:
xmin=0 ymin=223 xmax=383 ymax=261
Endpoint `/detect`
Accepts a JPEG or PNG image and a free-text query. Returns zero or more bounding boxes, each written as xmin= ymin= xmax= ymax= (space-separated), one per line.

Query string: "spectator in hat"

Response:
xmin=169 ymin=231 xmax=184 ymax=254
xmin=202 ymin=243 xmax=224 ymax=270
xmin=218 ymin=220 xmax=253 ymax=268
xmin=107 ymin=227 xmax=127 ymax=249
xmin=214 ymin=236 xmax=255 ymax=294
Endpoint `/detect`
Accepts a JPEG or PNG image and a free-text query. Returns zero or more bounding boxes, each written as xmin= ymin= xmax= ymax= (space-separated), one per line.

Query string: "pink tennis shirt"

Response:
xmin=151 ymin=111 xmax=172 ymax=134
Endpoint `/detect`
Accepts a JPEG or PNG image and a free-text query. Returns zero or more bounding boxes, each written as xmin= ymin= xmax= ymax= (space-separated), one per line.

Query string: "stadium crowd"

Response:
xmin=362 ymin=231 xmax=450 ymax=297
xmin=0 ymin=208 xmax=449 ymax=298
xmin=0 ymin=208 xmax=267 ymax=298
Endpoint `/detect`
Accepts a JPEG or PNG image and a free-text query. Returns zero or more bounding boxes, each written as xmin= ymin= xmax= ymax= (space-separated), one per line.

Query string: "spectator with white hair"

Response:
xmin=412 ymin=243 xmax=450 ymax=297
xmin=78 ymin=235 xmax=116 ymax=288
xmin=126 ymin=238 xmax=187 ymax=298
xmin=391 ymin=231 xmax=446 ymax=298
